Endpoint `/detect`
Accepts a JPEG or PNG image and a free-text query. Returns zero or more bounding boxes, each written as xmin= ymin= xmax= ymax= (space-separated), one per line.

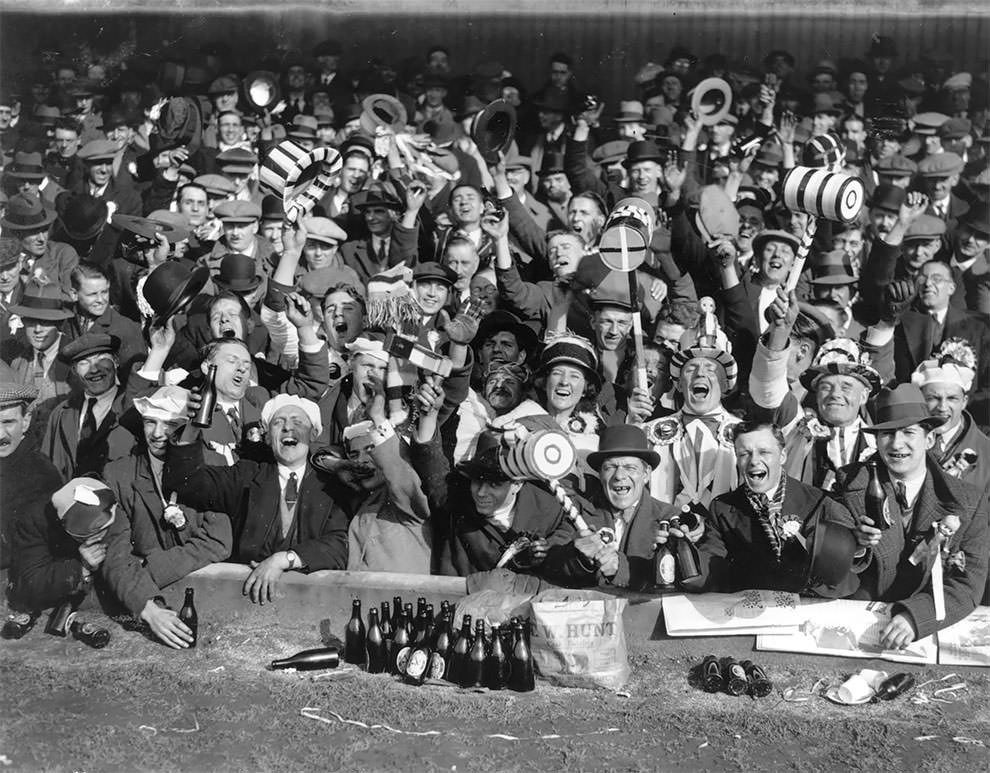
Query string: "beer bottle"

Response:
xmin=413 ymin=606 xmax=429 ymax=644
xmin=270 ymin=647 xmax=340 ymax=671
xmin=69 ymin=619 xmax=111 ymax=649
xmin=484 ymin=623 xmax=510 ymax=690
xmin=447 ymin=614 xmax=472 ymax=684
xmin=1 ymin=611 xmax=38 ymax=640
xmin=390 ymin=606 xmax=412 ymax=676
xmin=344 ymin=599 xmax=366 ymax=665
xmin=379 ymin=601 xmax=393 ymax=641
xmin=391 ymin=596 xmax=403 ymax=631
xmin=403 ymin=603 xmax=415 ymax=636
xmin=722 ymin=658 xmax=749 ymax=696
xmin=670 ymin=508 xmax=701 ymax=580
xmin=45 ymin=600 xmax=76 ymax=637
xmin=178 ymin=588 xmax=198 ymax=647
xmin=865 ymin=460 xmax=889 ymax=531
xmin=427 ymin=612 xmax=452 ymax=682
xmin=741 ymin=659 xmax=773 ymax=698
xmin=654 ymin=521 xmax=676 ymax=588
xmin=440 ymin=600 xmax=451 ymax=620
xmin=403 ymin=635 xmax=432 ymax=686
xmin=875 ymin=673 xmax=915 ymax=701
xmin=699 ymin=654 xmax=723 ymax=692
xmin=424 ymin=604 xmax=436 ymax=641
xmin=508 ymin=619 xmax=535 ymax=692
xmin=192 ymin=365 xmax=218 ymax=428
xmin=416 ymin=597 xmax=427 ymax=618
xmin=461 ymin=619 xmax=488 ymax=688
xmin=366 ymin=608 xmax=388 ymax=673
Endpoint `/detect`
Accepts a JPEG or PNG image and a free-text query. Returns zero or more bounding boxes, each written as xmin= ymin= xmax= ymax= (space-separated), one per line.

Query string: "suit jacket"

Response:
xmin=101 ymin=450 xmax=232 ymax=614
xmin=163 ymin=441 xmax=348 ymax=571
xmin=25 ymin=240 xmax=79 ymax=296
xmin=520 ymin=192 xmax=553 ymax=234
xmin=72 ymin=176 xmax=143 ymax=217
xmin=925 ymin=193 xmax=970 ymax=236
xmin=339 ymin=221 xmax=419 ymax=287
xmin=839 ymin=460 xmax=989 ymax=638
xmin=951 ymin=253 xmax=990 ymax=316
xmin=893 ymin=307 xmax=990 ymax=399
xmin=542 ymin=493 xmax=680 ymax=591
xmin=0 ymin=441 xmax=63 ymax=572
xmin=41 ymin=388 xmax=135 ymax=480
xmin=932 ymin=412 xmax=990 ymax=494
xmin=685 ymin=476 xmax=861 ymax=598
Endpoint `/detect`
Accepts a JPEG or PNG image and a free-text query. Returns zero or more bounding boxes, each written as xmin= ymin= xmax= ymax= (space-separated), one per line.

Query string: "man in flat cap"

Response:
xmin=73 ymin=139 xmax=142 ymax=216
xmin=918 ymin=152 xmax=969 ymax=234
xmin=205 ymin=199 xmax=276 ymax=280
xmin=947 ymin=209 xmax=990 ymax=315
xmin=101 ymin=385 xmax=232 ymax=648
xmin=41 ymin=332 xmax=135 ymax=479
xmin=0 ymin=383 xmax=63 ymax=575
xmin=165 ymin=393 xmax=349 ymax=604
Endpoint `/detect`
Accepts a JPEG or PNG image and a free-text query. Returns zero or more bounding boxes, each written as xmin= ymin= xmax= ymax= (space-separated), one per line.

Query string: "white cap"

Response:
xmin=261 ymin=394 xmax=323 ymax=436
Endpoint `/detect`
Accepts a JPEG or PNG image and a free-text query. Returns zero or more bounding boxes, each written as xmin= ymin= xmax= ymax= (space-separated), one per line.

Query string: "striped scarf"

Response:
xmin=745 ymin=476 xmax=788 ymax=559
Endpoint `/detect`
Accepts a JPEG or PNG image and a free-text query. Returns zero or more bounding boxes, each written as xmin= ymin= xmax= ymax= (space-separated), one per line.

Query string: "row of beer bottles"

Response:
xmin=344 ymin=598 xmax=534 ymax=692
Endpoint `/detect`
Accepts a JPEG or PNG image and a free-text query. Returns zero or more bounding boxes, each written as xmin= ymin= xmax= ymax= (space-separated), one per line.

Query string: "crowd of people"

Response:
xmin=0 ymin=32 xmax=987 ymax=653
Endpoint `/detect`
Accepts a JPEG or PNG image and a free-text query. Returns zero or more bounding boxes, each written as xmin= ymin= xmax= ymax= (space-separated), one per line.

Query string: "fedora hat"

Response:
xmin=471 ymin=99 xmax=517 ymax=166
xmin=691 ymin=77 xmax=733 ymax=126
xmin=454 ymin=431 xmax=511 ymax=483
xmin=242 ymin=70 xmax=280 ymax=111
xmin=475 ymin=310 xmax=539 ymax=355
xmin=54 ymin=192 xmax=108 ymax=241
xmin=0 ymin=192 xmax=55 ymax=231
xmin=614 ymin=100 xmax=646 ymax=123
xmin=809 ymin=249 xmax=857 ymax=286
xmin=5 ymin=151 xmax=46 ymax=181
xmin=8 ymin=281 xmax=72 ymax=321
xmin=360 ymin=93 xmax=408 ymax=135
xmin=861 ymin=383 xmax=947 ymax=433
xmin=587 ymin=425 xmax=660 ymax=471
xmin=142 ymin=260 xmax=210 ymax=327
xmin=799 ymin=337 xmax=881 ymax=396
xmin=215 ymin=253 xmax=262 ymax=294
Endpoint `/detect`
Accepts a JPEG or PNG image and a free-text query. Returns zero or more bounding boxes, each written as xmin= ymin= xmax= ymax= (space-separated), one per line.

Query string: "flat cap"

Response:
xmin=193 ymin=173 xmax=237 ymax=196
xmin=943 ymin=72 xmax=972 ymax=91
xmin=412 ymin=261 xmax=457 ymax=286
xmin=0 ymin=383 xmax=39 ymax=411
xmin=912 ymin=112 xmax=950 ymax=136
xmin=903 ymin=214 xmax=946 ymax=242
xmin=77 ymin=140 xmax=118 ymax=162
xmin=208 ymin=75 xmax=239 ymax=94
xmin=875 ymin=154 xmax=917 ymax=177
xmin=213 ymin=199 xmax=261 ymax=222
xmin=938 ymin=117 xmax=972 ymax=140
xmin=917 ymin=152 xmax=964 ymax=178
xmin=58 ymin=333 xmax=121 ymax=364
xmin=217 ymin=147 xmax=258 ymax=173
xmin=591 ymin=140 xmax=630 ymax=165
xmin=302 ymin=216 xmax=347 ymax=244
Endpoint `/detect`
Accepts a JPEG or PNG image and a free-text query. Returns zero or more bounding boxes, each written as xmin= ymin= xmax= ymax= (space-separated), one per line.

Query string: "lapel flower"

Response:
xmin=780 ymin=515 xmax=803 ymax=541
xmin=945 ymin=549 xmax=966 ymax=573
xmin=799 ymin=413 xmax=831 ymax=441
xmin=944 ymin=449 xmax=978 ymax=478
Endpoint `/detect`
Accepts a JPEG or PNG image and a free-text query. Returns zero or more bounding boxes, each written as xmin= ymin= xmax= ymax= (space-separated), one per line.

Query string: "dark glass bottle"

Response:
xmin=461 ymin=619 xmax=488 ymax=688
xmin=391 ymin=596 xmax=403 ymax=631
xmin=45 ymin=600 xmax=76 ymax=636
xmin=192 ymin=365 xmax=218 ymax=428
xmin=654 ymin=521 xmax=676 ymax=588
xmin=403 ymin=603 xmax=415 ymax=636
xmin=379 ymin=601 xmax=393 ymax=641
xmin=447 ymin=614 xmax=472 ymax=684
xmin=344 ymin=599 xmax=366 ymax=665
xmin=1 ymin=611 xmax=38 ymax=640
xmin=741 ymin=659 xmax=773 ymax=698
xmin=484 ymin=623 xmax=510 ymax=690
xmin=366 ymin=608 xmax=388 ymax=673
xmin=416 ymin=597 xmax=427 ymax=617
xmin=178 ymin=588 xmax=198 ymax=647
xmin=390 ymin=607 xmax=412 ymax=676
xmin=670 ymin=509 xmax=701 ymax=580
xmin=508 ymin=619 xmax=535 ymax=692
xmin=70 ymin=619 xmax=111 ymax=649
xmin=424 ymin=604 xmax=436 ymax=641
xmin=700 ymin=654 xmax=723 ymax=692
xmin=866 ymin=460 xmax=888 ymax=530
xmin=722 ymin=658 xmax=748 ymax=696
xmin=404 ymin=632 xmax=433 ymax=686
xmin=270 ymin=647 xmax=340 ymax=671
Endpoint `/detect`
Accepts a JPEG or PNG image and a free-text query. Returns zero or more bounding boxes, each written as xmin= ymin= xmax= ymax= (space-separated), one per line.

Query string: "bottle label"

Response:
xmin=657 ymin=550 xmax=676 ymax=585
xmin=428 ymin=652 xmax=446 ymax=680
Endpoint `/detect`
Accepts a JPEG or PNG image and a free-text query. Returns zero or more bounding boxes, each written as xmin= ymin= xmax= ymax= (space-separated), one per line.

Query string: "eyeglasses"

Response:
xmin=921 ymin=275 xmax=951 ymax=286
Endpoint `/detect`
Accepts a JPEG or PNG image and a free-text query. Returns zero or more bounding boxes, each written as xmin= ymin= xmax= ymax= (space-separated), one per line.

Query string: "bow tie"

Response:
xmin=683 ymin=413 xmax=722 ymax=436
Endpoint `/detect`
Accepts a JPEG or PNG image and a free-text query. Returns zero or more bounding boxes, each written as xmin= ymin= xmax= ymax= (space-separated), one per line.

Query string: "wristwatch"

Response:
xmin=285 ymin=550 xmax=300 ymax=570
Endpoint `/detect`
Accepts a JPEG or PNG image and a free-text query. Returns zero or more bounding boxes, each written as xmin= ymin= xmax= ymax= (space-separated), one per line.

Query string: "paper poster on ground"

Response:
xmin=936 ymin=606 xmax=990 ymax=667
xmin=756 ymin=598 xmax=937 ymax=664
xmin=663 ymin=590 xmax=801 ymax=636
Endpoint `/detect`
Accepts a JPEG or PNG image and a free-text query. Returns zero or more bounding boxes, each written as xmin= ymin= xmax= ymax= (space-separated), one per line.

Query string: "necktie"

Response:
xmin=376 ymin=239 xmax=388 ymax=264
xmin=932 ymin=433 xmax=945 ymax=460
xmin=33 ymin=351 xmax=46 ymax=385
xmin=79 ymin=397 xmax=98 ymax=446
xmin=284 ymin=472 xmax=299 ymax=510
xmin=227 ymin=406 xmax=241 ymax=440
xmin=895 ymin=481 xmax=909 ymax=512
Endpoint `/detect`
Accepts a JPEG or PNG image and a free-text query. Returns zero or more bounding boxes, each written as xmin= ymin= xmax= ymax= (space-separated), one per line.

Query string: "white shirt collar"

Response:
xmin=487 ymin=490 xmax=519 ymax=531
xmin=277 ymin=462 xmax=307 ymax=488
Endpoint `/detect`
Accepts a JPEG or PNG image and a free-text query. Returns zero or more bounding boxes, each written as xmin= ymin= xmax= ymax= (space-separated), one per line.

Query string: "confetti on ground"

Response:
xmin=914 ymin=735 xmax=939 ymax=741
xmin=952 ymin=737 xmax=985 ymax=747
xmin=0 ymin=755 xmax=11 ymax=766
xmin=698 ymin=741 xmax=710 ymax=749
xmin=208 ymin=666 xmax=225 ymax=673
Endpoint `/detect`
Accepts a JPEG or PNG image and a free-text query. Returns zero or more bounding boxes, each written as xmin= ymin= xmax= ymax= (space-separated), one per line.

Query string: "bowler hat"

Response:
xmin=0 ymin=238 xmax=20 ymax=271
xmin=538 ymin=151 xmax=565 ymax=177
xmin=958 ymin=209 xmax=990 ymax=238
xmin=0 ymin=192 xmax=56 ymax=231
xmin=475 ymin=310 xmax=539 ymax=354
xmin=261 ymin=194 xmax=284 ymax=222
xmin=8 ymin=281 xmax=72 ymax=321
xmin=215 ymin=253 xmax=262 ymax=294
xmin=4 ymin=151 xmax=45 ymax=181
xmin=869 ymin=184 xmax=906 ymax=214
xmin=55 ymin=192 xmax=108 ymax=241
xmin=412 ymin=261 xmax=457 ymax=287
xmin=623 ymin=140 xmax=665 ymax=168
xmin=58 ymin=333 xmax=121 ymax=364
xmin=862 ymin=383 xmax=947 ymax=432
xmin=587 ymin=425 xmax=660 ymax=471
xmin=142 ymin=261 xmax=210 ymax=327
xmin=806 ymin=519 xmax=858 ymax=588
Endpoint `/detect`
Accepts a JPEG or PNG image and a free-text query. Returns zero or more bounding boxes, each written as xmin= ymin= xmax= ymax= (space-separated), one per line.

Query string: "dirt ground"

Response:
xmin=1 ymin=607 xmax=988 ymax=773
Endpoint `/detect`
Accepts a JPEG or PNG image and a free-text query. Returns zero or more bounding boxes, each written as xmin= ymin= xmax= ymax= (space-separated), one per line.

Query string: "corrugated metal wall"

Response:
xmin=2 ymin=10 xmax=987 ymax=98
